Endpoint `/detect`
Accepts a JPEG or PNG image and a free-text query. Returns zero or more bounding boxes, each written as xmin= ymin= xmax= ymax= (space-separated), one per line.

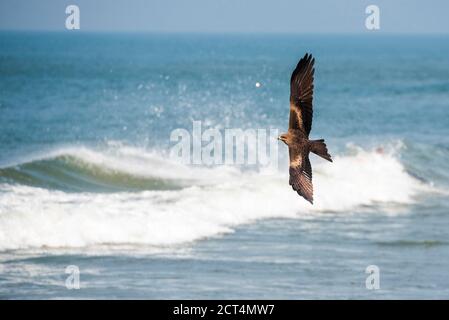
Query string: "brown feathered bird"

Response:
xmin=278 ymin=53 xmax=332 ymax=204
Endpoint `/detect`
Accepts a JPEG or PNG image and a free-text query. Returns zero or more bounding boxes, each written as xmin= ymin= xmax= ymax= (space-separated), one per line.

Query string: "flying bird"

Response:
xmin=278 ymin=53 xmax=332 ymax=204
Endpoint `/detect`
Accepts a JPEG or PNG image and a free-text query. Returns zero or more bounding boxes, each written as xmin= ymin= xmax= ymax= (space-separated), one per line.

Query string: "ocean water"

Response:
xmin=0 ymin=32 xmax=449 ymax=299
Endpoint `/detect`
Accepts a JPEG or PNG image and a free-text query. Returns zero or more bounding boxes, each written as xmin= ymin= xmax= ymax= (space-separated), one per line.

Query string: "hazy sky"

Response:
xmin=0 ymin=0 xmax=448 ymax=34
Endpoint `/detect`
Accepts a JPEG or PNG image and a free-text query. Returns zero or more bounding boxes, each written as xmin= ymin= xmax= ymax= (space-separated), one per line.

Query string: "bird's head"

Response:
xmin=277 ymin=133 xmax=289 ymax=145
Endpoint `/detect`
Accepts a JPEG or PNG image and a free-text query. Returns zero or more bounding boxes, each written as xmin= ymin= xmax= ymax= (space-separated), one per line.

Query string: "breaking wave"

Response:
xmin=0 ymin=143 xmax=435 ymax=250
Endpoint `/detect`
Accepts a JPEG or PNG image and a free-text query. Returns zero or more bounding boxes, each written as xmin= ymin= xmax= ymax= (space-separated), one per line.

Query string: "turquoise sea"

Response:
xmin=0 ymin=32 xmax=449 ymax=298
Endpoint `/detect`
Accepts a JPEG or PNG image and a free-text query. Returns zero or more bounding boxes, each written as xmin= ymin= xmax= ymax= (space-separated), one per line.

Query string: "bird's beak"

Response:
xmin=277 ymin=136 xmax=281 ymax=140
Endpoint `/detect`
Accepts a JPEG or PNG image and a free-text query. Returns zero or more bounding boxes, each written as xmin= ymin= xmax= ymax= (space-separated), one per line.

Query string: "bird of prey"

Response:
xmin=278 ymin=53 xmax=332 ymax=204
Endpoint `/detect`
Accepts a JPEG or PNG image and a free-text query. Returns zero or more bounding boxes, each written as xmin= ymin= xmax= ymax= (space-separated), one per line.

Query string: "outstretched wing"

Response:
xmin=289 ymin=53 xmax=315 ymax=136
xmin=289 ymin=146 xmax=313 ymax=204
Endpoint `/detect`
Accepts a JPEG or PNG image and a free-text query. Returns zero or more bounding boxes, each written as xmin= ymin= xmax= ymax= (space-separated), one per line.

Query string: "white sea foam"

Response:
xmin=0 ymin=144 xmax=432 ymax=250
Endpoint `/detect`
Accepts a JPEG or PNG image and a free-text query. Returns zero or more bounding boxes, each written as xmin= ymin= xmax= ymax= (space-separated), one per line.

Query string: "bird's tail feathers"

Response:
xmin=310 ymin=139 xmax=332 ymax=162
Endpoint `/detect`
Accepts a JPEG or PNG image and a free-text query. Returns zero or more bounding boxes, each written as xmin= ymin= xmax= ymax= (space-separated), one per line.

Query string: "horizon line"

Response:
xmin=1 ymin=29 xmax=449 ymax=37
